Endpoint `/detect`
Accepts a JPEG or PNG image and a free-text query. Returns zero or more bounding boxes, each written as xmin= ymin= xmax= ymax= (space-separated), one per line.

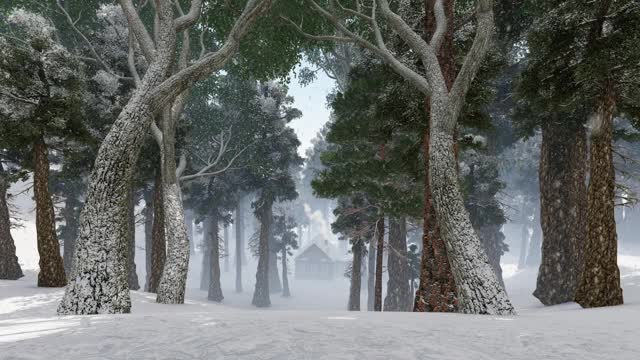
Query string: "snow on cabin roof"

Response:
xmin=294 ymin=243 xmax=334 ymax=263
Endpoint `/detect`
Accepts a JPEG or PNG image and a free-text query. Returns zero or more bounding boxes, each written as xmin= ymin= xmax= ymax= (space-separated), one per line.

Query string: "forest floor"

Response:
xmin=1 ymin=256 xmax=640 ymax=359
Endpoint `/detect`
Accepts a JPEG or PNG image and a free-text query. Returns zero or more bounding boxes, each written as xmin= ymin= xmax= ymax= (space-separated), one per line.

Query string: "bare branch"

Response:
xmin=0 ymin=91 xmax=39 ymax=105
xmin=128 ymin=30 xmax=142 ymax=86
xmin=118 ymin=0 xmax=156 ymax=60
xmin=174 ymin=0 xmax=203 ymax=32
xmin=430 ymin=0 xmax=447 ymax=51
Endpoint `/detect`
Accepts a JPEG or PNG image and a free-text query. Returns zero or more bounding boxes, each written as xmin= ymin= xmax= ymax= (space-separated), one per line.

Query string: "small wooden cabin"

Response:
xmin=294 ymin=244 xmax=335 ymax=280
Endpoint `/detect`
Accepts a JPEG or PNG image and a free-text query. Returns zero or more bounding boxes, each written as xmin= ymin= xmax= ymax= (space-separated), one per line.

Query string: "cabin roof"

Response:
xmin=295 ymin=243 xmax=333 ymax=263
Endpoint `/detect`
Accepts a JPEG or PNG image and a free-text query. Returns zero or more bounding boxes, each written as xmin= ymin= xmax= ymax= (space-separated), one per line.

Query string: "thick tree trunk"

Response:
xmin=415 ymin=0 xmax=457 ymax=313
xmin=429 ymin=118 xmax=515 ymax=315
xmin=367 ymin=237 xmax=375 ymax=311
xmin=143 ymin=188 xmax=153 ymax=292
xmin=252 ymin=200 xmax=272 ymax=307
xmin=268 ymin=248 xmax=282 ymax=293
xmin=148 ymin=171 xmax=166 ymax=293
xmin=127 ymin=186 xmax=140 ymax=290
xmin=348 ymin=239 xmax=363 ymax=311
xmin=0 ymin=171 xmax=23 ymax=280
xmin=534 ymin=122 xmax=587 ymax=305
xmin=208 ymin=216 xmax=224 ymax=302
xmin=384 ymin=217 xmax=411 ymax=311
xmin=224 ymin=224 xmax=230 ymax=272
xmin=281 ymin=248 xmax=290 ymax=297
xmin=575 ymin=87 xmax=623 ymax=308
xmin=374 ymin=217 xmax=384 ymax=312
xmin=58 ymin=40 xmax=176 ymax=313
xmin=235 ymin=199 xmax=244 ymax=292
xmin=33 ymin=137 xmax=66 ymax=287
xmin=200 ymin=216 xmax=212 ymax=291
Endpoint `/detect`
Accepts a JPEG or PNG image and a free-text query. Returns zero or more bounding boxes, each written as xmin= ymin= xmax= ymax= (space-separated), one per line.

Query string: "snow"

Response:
xmin=2 ymin=257 xmax=640 ymax=359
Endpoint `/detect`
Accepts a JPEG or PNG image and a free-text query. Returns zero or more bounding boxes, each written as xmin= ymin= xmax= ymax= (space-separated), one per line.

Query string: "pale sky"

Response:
xmin=287 ymin=66 xmax=335 ymax=157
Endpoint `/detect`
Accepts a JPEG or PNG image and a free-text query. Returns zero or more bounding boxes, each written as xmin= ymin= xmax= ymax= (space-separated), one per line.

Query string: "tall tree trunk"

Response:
xmin=33 ymin=136 xmax=66 ymax=287
xmin=208 ymin=215 xmax=224 ymax=302
xmin=415 ymin=0 xmax=457 ymax=313
xmin=374 ymin=216 xmax=384 ymax=312
xmin=384 ymin=217 xmax=411 ymax=311
xmin=268 ymin=248 xmax=282 ymax=293
xmin=143 ymin=188 xmax=153 ymax=292
xmin=200 ymin=216 xmax=212 ymax=291
xmin=367 ymin=236 xmax=375 ymax=311
xmin=348 ymin=239 xmax=363 ymax=311
xmin=252 ymin=199 xmax=272 ymax=307
xmin=517 ymin=202 xmax=529 ymax=270
xmin=148 ymin=170 xmax=166 ymax=293
xmin=0 ymin=169 xmax=23 ymax=280
xmin=535 ymin=122 xmax=587 ymax=305
xmin=127 ymin=186 xmax=140 ymax=290
xmin=224 ymin=223 xmax=229 ymax=272
xmin=61 ymin=196 xmax=79 ymax=277
xmin=575 ymin=85 xmax=623 ymax=308
xmin=235 ymin=199 xmax=244 ymax=292
xmin=156 ymin=107 xmax=190 ymax=304
xmin=185 ymin=209 xmax=195 ymax=254
xmin=281 ymin=248 xmax=290 ymax=297
xmin=526 ymin=213 xmax=542 ymax=268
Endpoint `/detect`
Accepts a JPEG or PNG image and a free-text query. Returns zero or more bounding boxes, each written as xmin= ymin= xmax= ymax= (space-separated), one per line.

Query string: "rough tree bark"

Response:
xmin=33 ymin=136 xmax=66 ymax=287
xmin=281 ymin=247 xmax=290 ymax=297
xmin=374 ymin=216 xmax=384 ymax=312
xmin=384 ymin=217 xmax=410 ymax=311
xmin=534 ymin=121 xmax=587 ymax=305
xmin=0 ymin=168 xmax=23 ymax=280
xmin=235 ymin=199 xmax=244 ymax=292
xmin=348 ymin=239 xmax=363 ymax=311
xmin=414 ymin=0 xmax=457 ymax=313
xmin=148 ymin=170 xmax=166 ymax=293
xmin=58 ymin=0 xmax=272 ymax=314
xmin=127 ymin=186 xmax=140 ymax=290
xmin=367 ymin=236 xmax=375 ymax=311
xmin=208 ymin=215 xmax=224 ymax=302
xmin=252 ymin=199 xmax=272 ymax=307
xmin=575 ymin=84 xmax=623 ymax=308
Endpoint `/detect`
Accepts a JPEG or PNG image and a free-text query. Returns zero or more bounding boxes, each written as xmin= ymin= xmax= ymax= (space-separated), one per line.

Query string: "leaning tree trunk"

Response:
xmin=235 ymin=199 xmax=244 ymax=292
xmin=268 ymin=248 xmax=282 ymax=293
xmin=143 ymin=188 xmax=153 ymax=292
xmin=414 ymin=0 xmax=457 ymax=313
xmin=252 ymin=200 xmax=272 ymax=307
xmin=348 ymin=239 xmax=363 ymax=311
xmin=33 ymin=136 xmax=66 ymax=287
xmin=374 ymin=216 xmax=384 ymax=312
xmin=127 ymin=186 xmax=140 ymax=290
xmin=148 ymin=170 xmax=166 ymax=293
xmin=58 ymin=37 xmax=176 ymax=313
xmin=575 ymin=86 xmax=623 ymax=308
xmin=281 ymin=248 xmax=290 ymax=297
xmin=384 ymin=217 xmax=411 ymax=311
xmin=0 ymin=170 xmax=23 ymax=280
xmin=534 ymin=121 xmax=587 ymax=305
xmin=367 ymin=237 xmax=375 ymax=311
xmin=156 ymin=107 xmax=190 ymax=304
xmin=429 ymin=100 xmax=515 ymax=315
xmin=200 ymin=216 xmax=212 ymax=291
xmin=208 ymin=215 xmax=224 ymax=302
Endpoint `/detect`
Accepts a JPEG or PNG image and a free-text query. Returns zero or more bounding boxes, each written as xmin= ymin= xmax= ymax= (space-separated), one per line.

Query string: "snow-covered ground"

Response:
xmin=2 ymin=257 xmax=640 ymax=359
